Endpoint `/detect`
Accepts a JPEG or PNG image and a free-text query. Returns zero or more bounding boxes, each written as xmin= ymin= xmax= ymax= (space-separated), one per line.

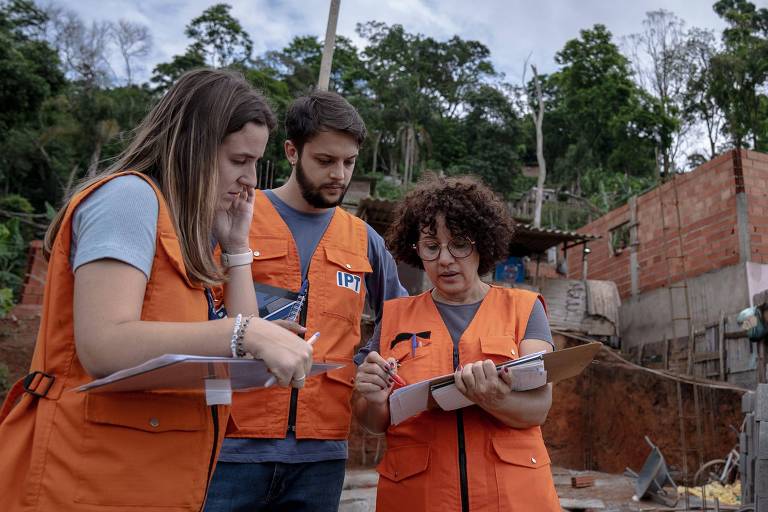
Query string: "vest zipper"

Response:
xmin=287 ymin=281 xmax=309 ymax=434
xmin=201 ymin=404 xmax=220 ymax=511
xmin=453 ymin=346 xmax=469 ymax=512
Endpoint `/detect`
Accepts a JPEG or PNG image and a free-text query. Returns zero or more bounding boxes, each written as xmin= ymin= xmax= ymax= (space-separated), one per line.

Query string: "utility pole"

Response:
xmin=317 ymin=0 xmax=341 ymax=91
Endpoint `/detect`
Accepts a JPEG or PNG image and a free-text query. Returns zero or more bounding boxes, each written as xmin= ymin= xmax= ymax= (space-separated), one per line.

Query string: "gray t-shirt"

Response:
xmin=218 ymin=190 xmax=407 ymax=464
xmin=354 ymin=296 xmax=553 ymax=365
xmin=70 ymin=175 xmax=159 ymax=277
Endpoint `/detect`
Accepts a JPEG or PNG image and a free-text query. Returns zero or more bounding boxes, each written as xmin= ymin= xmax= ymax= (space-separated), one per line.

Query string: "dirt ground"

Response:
xmin=553 ymin=467 xmax=743 ymax=511
xmin=543 ymin=338 xmax=745 ymax=481
xmin=0 ymin=314 xmax=40 ymax=399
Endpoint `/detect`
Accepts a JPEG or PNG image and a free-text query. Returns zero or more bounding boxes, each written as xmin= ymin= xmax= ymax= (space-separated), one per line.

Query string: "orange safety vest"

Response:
xmin=0 ymin=172 xmax=229 ymax=512
xmin=376 ymin=286 xmax=560 ymax=512
xmin=227 ymin=190 xmax=371 ymax=439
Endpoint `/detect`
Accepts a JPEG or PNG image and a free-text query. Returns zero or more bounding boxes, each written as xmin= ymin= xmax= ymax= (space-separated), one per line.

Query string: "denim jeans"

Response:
xmin=203 ymin=459 xmax=346 ymax=512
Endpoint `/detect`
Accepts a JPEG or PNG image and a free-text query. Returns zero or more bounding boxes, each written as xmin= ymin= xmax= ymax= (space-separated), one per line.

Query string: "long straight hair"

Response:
xmin=44 ymin=68 xmax=276 ymax=286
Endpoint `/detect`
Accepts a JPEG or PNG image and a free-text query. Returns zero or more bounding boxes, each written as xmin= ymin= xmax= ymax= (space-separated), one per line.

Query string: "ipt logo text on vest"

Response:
xmin=336 ymin=271 xmax=361 ymax=293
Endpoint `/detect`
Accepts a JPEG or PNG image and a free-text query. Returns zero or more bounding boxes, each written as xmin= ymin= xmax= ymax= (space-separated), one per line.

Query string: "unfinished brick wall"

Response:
xmin=1 ymin=241 xmax=44 ymax=400
xmin=744 ymin=150 xmax=768 ymax=263
xmin=12 ymin=240 xmax=46 ymax=318
xmin=567 ymin=149 xmax=768 ymax=298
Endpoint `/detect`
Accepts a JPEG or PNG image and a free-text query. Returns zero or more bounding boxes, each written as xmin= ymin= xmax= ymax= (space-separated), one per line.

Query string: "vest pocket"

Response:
xmin=311 ymin=356 xmax=356 ymax=434
xmin=377 ymin=444 xmax=431 ymax=511
xmin=491 ymin=434 xmax=558 ymax=510
xmin=323 ymin=356 xmax=356 ymax=388
xmin=480 ymin=335 xmax=520 ymax=363
xmin=251 ymin=237 xmax=289 ymax=261
xmin=74 ymin=392 xmax=210 ymax=507
xmin=322 ymin=246 xmax=371 ymax=324
xmin=377 ymin=443 xmax=430 ymax=482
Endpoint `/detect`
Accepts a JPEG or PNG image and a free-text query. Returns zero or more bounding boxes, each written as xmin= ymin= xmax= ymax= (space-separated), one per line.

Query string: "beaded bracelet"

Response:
xmin=230 ymin=314 xmax=243 ymax=358
xmin=234 ymin=315 xmax=254 ymax=358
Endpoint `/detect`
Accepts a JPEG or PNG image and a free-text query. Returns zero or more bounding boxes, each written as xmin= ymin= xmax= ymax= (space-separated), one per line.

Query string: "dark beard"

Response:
xmin=295 ymin=158 xmax=348 ymax=208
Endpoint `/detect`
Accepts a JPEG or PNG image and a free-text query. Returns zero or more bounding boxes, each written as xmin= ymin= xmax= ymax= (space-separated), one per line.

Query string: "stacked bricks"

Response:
xmin=13 ymin=240 xmax=46 ymax=317
xmin=566 ymin=149 xmax=768 ymax=298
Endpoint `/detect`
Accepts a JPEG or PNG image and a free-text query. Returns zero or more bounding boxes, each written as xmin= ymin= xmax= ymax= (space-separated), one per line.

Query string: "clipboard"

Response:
xmin=76 ymin=354 xmax=344 ymax=394
xmin=388 ymin=342 xmax=601 ymax=425
xmin=428 ymin=350 xmax=547 ymax=392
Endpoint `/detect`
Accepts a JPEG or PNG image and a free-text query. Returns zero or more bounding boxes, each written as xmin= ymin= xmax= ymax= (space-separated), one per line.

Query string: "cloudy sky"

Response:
xmin=59 ymin=0 xmax=727 ymax=83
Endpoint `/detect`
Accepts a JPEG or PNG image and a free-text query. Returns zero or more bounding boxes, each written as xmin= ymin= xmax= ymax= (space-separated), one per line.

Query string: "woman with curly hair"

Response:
xmin=352 ymin=174 xmax=560 ymax=512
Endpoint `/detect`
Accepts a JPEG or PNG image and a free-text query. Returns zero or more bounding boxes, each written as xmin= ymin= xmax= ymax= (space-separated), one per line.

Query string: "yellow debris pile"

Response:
xmin=677 ymin=481 xmax=741 ymax=506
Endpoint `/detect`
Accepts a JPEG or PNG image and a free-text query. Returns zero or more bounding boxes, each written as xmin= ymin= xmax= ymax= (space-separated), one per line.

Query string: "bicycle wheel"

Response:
xmin=693 ymin=459 xmax=727 ymax=486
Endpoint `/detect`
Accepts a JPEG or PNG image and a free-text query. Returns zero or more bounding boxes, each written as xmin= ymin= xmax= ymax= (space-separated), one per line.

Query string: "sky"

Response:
xmin=58 ymin=0 xmax=728 ymax=84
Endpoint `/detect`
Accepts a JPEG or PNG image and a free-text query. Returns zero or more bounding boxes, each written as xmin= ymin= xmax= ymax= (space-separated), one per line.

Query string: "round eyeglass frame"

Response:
xmin=412 ymin=237 xmax=476 ymax=261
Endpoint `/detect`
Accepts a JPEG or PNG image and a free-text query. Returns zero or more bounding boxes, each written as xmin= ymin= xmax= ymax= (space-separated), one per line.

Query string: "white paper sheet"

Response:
xmin=388 ymin=380 xmax=433 ymax=425
xmin=204 ymin=378 xmax=232 ymax=405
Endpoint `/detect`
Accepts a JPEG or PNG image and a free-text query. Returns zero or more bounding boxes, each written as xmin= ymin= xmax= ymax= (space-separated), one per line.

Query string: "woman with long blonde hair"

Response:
xmin=0 ymin=68 xmax=312 ymax=512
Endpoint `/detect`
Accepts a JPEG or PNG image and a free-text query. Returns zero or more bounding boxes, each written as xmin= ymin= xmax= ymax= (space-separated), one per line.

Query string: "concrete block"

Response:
xmin=746 ymin=391 xmax=757 ymax=413
xmin=758 ymin=384 xmax=768 ymax=421
xmin=343 ymin=470 xmax=378 ymax=490
xmin=760 ymin=423 xmax=768 ymax=459
xmin=339 ymin=487 xmax=377 ymax=512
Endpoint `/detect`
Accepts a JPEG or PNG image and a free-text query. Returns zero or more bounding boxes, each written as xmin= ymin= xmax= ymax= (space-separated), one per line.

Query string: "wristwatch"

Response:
xmin=220 ymin=250 xmax=254 ymax=268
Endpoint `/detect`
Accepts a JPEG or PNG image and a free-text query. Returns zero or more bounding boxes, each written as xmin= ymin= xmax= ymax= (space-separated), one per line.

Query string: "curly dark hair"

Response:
xmin=386 ymin=174 xmax=515 ymax=275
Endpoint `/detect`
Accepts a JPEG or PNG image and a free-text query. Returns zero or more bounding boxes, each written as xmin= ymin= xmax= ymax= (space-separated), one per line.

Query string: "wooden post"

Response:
xmin=718 ymin=311 xmax=726 ymax=381
xmin=317 ymin=0 xmax=341 ymax=91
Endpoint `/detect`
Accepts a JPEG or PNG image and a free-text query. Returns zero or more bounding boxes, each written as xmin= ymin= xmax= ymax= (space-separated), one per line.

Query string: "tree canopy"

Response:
xmin=0 ymin=0 xmax=765 ymax=310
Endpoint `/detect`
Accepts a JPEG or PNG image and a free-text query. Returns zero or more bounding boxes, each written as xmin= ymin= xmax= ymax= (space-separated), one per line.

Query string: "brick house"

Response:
xmin=567 ymin=149 xmax=768 ymax=387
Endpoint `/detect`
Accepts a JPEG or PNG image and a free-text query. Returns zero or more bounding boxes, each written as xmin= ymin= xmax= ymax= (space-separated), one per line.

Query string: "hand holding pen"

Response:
xmin=264 ymin=331 xmax=320 ymax=388
xmin=354 ymin=351 xmax=406 ymax=405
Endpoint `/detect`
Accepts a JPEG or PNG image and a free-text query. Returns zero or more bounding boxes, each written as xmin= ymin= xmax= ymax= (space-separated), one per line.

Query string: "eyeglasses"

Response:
xmin=412 ymin=236 xmax=475 ymax=261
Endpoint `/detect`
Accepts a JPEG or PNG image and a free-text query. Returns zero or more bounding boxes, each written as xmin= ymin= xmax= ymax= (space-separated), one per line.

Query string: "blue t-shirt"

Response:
xmin=71 ymin=175 xmax=159 ymax=278
xmin=217 ymin=190 xmax=407 ymax=464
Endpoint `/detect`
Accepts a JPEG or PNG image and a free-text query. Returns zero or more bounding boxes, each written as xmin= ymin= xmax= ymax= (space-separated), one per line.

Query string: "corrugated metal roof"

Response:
xmin=510 ymin=224 xmax=600 ymax=256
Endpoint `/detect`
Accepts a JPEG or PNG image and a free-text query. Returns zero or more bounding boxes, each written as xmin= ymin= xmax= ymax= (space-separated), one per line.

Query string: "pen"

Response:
xmin=264 ymin=332 xmax=320 ymax=388
xmin=384 ymin=362 xmax=406 ymax=387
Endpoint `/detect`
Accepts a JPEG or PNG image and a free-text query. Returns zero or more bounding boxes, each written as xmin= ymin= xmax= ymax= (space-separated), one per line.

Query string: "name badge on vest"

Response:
xmin=336 ymin=271 xmax=361 ymax=294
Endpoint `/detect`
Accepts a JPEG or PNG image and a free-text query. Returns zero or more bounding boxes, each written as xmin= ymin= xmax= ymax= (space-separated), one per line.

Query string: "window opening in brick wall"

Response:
xmin=609 ymin=222 xmax=630 ymax=256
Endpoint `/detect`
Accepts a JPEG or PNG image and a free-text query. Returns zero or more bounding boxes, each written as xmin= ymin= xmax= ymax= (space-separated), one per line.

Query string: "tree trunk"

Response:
xmin=531 ymin=65 xmax=547 ymax=229
xmin=372 ymin=131 xmax=381 ymax=174
xmin=63 ymin=165 xmax=81 ymax=200
xmin=87 ymin=140 xmax=103 ymax=178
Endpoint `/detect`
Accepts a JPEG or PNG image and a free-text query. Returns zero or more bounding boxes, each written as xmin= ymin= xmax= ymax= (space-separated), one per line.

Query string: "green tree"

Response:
xmin=542 ymin=24 xmax=668 ymax=195
xmin=151 ymin=49 xmax=206 ymax=91
xmin=261 ymin=35 xmax=367 ymax=98
xmin=185 ymin=3 xmax=252 ymax=68
xmin=0 ymin=0 xmax=66 ymax=205
xmin=711 ymin=0 xmax=768 ymax=149
xmin=152 ymin=3 xmax=251 ymax=90
xmin=356 ymin=22 xmax=509 ymax=188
